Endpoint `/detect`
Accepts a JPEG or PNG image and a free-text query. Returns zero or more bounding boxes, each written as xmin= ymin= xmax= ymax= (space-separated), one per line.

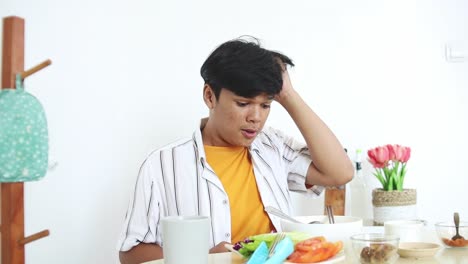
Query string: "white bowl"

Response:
xmin=281 ymin=215 xmax=363 ymax=242
xmin=384 ymin=220 xmax=426 ymax=243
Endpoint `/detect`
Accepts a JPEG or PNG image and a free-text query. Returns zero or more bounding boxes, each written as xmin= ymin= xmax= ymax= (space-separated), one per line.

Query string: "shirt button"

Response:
xmin=222 ymin=200 xmax=228 ymax=205
xmin=225 ymin=233 xmax=230 ymax=238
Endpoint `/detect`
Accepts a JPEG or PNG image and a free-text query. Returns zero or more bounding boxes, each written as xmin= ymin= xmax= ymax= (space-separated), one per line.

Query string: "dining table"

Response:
xmin=143 ymin=226 xmax=468 ymax=264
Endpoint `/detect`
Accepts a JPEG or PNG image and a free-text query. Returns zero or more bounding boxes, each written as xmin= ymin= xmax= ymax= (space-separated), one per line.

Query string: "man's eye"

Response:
xmin=236 ymin=102 xmax=248 ymax=107
xmin=262 ymin=104 xmax=271 ymax=109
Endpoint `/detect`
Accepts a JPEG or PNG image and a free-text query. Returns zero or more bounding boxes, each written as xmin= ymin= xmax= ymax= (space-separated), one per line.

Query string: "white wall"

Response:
xmin=1 ymin=0 xmax=467 ymax=263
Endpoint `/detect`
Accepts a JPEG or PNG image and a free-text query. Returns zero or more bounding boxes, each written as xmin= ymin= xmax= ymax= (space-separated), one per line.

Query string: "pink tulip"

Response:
xmin=392 ymin=144 xmax=405 ymax=162
xmin=386 ymin=144 xmax=396 ymax=161
xmin=367 ymin=146 xmax=389 ymax=168
xmin=400 ymin=146 xmax=411 ymax=163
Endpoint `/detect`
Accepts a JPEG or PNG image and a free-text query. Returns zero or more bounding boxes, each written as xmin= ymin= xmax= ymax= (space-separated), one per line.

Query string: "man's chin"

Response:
xmin=239 ymin=138 xmax=256 ymax=147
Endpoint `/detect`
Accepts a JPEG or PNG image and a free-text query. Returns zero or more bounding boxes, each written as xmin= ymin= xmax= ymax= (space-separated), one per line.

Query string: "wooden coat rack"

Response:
xmin=1 ymin=16 xmax=51 ymax=264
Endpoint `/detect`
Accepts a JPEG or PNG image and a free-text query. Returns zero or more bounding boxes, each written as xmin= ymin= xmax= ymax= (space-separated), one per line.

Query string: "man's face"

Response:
xmin=203 ymin=87 xmax=273 ymax=147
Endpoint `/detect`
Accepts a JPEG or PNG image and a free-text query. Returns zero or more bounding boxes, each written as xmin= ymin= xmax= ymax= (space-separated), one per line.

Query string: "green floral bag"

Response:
xmin=0 ymin=75 xmax=48 ymax=182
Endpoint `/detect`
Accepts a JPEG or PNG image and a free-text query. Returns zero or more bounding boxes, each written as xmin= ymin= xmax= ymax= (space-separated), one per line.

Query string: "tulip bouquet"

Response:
xmin=367 ymin=144 xmax=411 ymax=191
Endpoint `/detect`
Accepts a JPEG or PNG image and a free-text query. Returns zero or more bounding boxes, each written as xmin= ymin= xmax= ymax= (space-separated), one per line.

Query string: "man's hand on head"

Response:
xmin=275 ymin=67 xmax=298 ymax=108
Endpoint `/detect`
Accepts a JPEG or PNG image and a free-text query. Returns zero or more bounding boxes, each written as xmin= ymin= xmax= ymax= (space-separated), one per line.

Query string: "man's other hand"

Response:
xmin=209 ymin=241 xmax=230 ymax=253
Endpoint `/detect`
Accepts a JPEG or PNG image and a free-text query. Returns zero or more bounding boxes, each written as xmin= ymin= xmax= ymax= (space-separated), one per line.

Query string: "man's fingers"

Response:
xmin=209 ymin=241 xmax=230 ymax=253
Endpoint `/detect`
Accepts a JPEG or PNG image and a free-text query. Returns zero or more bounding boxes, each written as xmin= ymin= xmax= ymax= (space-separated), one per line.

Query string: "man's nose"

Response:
xmin=247 ymin=106 xmax=262 ymax=123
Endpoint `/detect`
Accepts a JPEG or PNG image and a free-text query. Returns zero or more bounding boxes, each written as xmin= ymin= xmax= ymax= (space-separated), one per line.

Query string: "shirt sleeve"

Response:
xmin=117 ymin=156 xmax=163 ymax=252
xmin=266 ymin=127 xmax=325 ymax=197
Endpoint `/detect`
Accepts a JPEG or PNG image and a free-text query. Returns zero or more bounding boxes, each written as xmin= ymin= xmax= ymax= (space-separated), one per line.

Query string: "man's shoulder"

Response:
xmin=256 ymin=126 xmax=285 ymax=142
xmin=253 ymin=126 xmax=285 ymax=149
xmin=259 ymin=126 xmax=283 ymax=137
xmin=160 ymin=137 xmax=195 ymax=151
xmin=146 ymin=136 xmax=196 ymax=159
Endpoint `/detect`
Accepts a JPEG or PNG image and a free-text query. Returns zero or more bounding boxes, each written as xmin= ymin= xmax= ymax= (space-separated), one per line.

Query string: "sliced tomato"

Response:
xmin=288 ymin=247 xmax=327 ymax=263
xmin=320 ymin=242 xmax=335 ymax=260
xmin=288 ymin=248 xmax=315 ymax=263
xmin=294 ymin=236 xmax=326 ymax=252
xmin=287 ymin=250 xmax=304 ymax=261
xmin=330 ymin=241 xmax=343 ymax=256
xmin=301 ymin=236 xmax=326 ymax=245
xmin=287 ymin=238 xmax=343 ymax=263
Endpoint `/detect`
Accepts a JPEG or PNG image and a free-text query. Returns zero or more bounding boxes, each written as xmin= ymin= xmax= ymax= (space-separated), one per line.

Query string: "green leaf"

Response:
xmin=399 ymin=163 xmax=407 ymax=190
xmin=250 ymin=232 xmax=310 ymax=244
xmin=374 ymin=171 xmax=387 ymax=189
xmin=394 ymin=176 xmax=399 ymax=190
xmin=249 ymin=233 xmax=277 ymax=242
xmin=383 ymin=167 xmax=391 ymax=182
xmin=238 ymin=232 xmax=312 ymax=258
xmin=393 ymin=173 xmax=400 ymax=191
xmin=242 ymin=240 xmax=264 ymax=252
xmin=387 ymin=171 xmax=395 ymax=191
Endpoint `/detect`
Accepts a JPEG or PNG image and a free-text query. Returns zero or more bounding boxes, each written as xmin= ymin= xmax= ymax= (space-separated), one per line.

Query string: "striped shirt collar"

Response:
xmin=192 ymin=118 xmax=261 ymax=165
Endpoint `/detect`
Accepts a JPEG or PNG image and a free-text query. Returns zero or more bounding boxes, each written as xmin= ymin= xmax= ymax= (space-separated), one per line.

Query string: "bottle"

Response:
xmin=324 ymin=186 xmax=346 ymax=216
xmin=349 ymin=149 xmax=369 ymax=220
xmin=324 ymin=149 xmax=347 ymax=216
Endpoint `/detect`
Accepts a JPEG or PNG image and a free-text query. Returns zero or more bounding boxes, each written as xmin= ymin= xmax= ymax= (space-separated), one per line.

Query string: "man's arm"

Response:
xmin=119 ymin=243 xmax=163 ymax=264
xmin=119 ymin=242 xmax=230 ymax=264
xmin=275 ymin=69 xmax=353 ymax=187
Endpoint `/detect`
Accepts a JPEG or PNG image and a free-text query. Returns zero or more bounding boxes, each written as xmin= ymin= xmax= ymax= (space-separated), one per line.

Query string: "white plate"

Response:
xmin=225 ymin=243 xmax=345 ymax=264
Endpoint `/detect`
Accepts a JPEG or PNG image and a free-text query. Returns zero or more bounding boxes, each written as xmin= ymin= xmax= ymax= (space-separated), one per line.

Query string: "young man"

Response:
xmin=118 ymin=37 xmax=353 ymax=264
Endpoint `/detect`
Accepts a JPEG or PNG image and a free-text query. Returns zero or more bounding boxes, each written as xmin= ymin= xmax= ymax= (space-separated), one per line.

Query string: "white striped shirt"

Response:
xmin=117 ymin=121 xmax=324 ymax=251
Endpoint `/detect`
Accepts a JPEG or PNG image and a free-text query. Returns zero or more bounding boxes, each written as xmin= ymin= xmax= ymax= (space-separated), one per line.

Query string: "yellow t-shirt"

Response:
xmin=204 ymin=145 xmax=275 ymax=243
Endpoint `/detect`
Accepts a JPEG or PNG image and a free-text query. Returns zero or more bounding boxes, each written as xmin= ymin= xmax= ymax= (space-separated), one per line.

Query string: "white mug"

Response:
xmin=384 ymin=220 xmax=426 ymax=242
xmin=162 ymin=216 xmax=210 ymax=264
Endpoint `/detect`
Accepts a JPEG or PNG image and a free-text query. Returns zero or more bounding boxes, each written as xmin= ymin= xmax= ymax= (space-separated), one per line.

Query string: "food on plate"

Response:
xmin=287 ymin=236 xmax=343 ymax=263
xmin=233 ymin=232 xmax=311 ymax=258
xmin=359 ymin=243 xmax=397 ymax=264
xmin=232 ymin=232 xmax=343 ymax=263
xmin=442 ymin=238 xmax=468 ymax=247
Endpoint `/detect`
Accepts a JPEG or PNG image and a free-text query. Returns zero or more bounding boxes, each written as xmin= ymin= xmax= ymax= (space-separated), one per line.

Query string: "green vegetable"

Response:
xmin=236 ymin=232 xmax=311 ymax=258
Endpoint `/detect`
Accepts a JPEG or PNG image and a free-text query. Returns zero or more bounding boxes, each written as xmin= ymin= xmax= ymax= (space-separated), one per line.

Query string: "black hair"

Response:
xmin=200 ymin=36 xmax=294 ymax=99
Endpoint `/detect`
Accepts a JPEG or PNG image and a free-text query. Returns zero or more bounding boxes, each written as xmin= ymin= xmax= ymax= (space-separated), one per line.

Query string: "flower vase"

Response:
xmin=372 ymin=188 xmax=417 ymax=226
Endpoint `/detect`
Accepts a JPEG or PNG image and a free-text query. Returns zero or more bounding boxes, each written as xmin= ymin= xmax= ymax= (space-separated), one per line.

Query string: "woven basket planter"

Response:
xmin=372 ymin=188 xmax=417 ymax=226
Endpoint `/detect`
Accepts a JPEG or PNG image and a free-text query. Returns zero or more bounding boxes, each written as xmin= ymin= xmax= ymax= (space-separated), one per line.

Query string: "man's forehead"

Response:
xmin=232 ymin=93 xmax=274 ymax=101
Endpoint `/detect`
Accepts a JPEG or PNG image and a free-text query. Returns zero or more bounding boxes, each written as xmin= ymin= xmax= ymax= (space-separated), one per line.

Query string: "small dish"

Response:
xmin=398 ymin=242 xmax=440 ymax=258
xmin=350 ymin=233 xmax=399 ymax=264
xmin=435 ymin=221 xmax=468 ymax=248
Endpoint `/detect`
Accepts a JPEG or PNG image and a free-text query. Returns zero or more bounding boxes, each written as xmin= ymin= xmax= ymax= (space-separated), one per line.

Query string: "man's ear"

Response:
xmin=203 ymin=84 xmax=216 ymax=109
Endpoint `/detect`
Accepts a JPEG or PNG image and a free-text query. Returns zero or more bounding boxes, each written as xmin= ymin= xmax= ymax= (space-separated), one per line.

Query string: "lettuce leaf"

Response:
xmin=235 ymin=232 xmax=311 ymax=258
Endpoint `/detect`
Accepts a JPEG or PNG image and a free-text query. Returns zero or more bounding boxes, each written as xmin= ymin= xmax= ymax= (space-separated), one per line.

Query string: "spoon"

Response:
xmin=452 ymin=212 xmax=464 ymax=241
xmin=264 ymin=206 xmax=323 ymax=224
